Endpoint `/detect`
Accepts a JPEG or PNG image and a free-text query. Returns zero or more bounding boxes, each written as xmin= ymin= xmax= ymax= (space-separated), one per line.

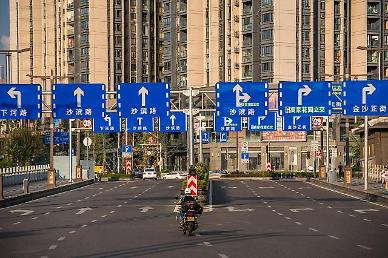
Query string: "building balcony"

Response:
xmin=242 ymin=24 xmax=253 ymax=33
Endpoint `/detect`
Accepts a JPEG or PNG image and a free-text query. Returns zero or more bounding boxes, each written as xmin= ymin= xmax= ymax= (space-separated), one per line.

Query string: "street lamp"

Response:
xmin=0 ymin=48 xmax=31 ymax=84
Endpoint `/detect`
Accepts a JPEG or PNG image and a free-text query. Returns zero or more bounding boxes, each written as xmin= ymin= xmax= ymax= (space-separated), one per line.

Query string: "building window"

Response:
xmin=242 ymin=65 xmax=252 ymax=78
xmin=115 ymin=36 xmax=122 ymax=46
xmin=81 ymin=47 xmax=89 ymax=56
xmin=114 ymin=49 xmax=122 ymax=58
xmin=115 ymin=10 xmax=122 ymax=19
xmin=164 ymin=31 xmax=171 ymax=41
xmin=302 ymin=31 xmax=310 ymax=42
xmin=262 ymin=62 xmax=272 ymax=72
xmin=115 ymin=23 xmax=122 ymax=33
xmin=368 ymin=34 xmax=379 ymax=47
xmin=262 ymin=13 xmax=273 ymax=23
xmin=115 ymin=62 xmax=122 ymax=72
xmin=261 ymin=29 xmax=272 ymax=40
xmin=261 ymin=0 xmax=272 ymax=6
xmin=303 ymin=63 xmax=310 ymax=74
xmin=261 ymin=45 xmax=272 ymax=56
xmin=80 ymin=34 xmax=89 ymax=44
xmin=80 ymin=74 xmax=89 ymax=82
xmin=334 ymin=34 xmax=340 ymax=46
xmin=80 ymin=8 xmax=88 ymax=16
xmin=80 ymin=20 xmax=88 ymax=30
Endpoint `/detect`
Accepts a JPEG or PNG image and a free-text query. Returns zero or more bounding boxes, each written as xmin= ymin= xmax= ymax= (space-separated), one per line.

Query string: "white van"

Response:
xmin=142 ymin=167 xmax=157 ymax=180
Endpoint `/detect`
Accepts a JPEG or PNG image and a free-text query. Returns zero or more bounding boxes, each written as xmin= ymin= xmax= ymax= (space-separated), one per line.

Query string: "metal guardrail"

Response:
xmin=0 ymin=165 xmax=50 ymax=186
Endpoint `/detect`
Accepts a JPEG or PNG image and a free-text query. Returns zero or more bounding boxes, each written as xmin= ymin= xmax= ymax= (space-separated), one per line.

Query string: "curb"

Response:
xmin=310 ymin=178 xmax=388 ymax=206
xmin=220 ymin=177 xmax=308 ymax=182
xmin=0 ymin=179 xmax=94 ymax=208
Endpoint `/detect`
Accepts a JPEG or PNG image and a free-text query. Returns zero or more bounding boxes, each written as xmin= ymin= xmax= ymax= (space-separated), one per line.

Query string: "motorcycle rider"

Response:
xmin=176 ymin=188 xmax=203 ymax=224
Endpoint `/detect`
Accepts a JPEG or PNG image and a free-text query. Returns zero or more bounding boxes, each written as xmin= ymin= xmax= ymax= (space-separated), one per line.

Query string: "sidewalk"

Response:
xmin=3 ymin=179 xmax=71 ymax=198
xmin=310 ymin=177 xmax=388 ymax=205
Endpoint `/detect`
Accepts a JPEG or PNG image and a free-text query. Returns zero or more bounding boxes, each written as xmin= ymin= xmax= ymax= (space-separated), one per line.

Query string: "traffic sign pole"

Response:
xmin=69 ymin=119 xmax=73 ymax=182
xmin=188 ymin=89 xmax=194 ymax=166
xmin=326 ymin=116 xmax=330 ymax=176
xmin=364 ymin=115 xmax=368 ymax=191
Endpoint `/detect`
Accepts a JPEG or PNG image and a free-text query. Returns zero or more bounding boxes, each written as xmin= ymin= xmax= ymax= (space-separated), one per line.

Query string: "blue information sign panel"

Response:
xmin=219 ymin=132 xmax=228 ymax=143
xmin=121 ymin=145 xmax=133 ymax=153
xmin=202 ymin=131 xmax=210 ymax=144
xmin=52 ymin=84 xmax=106 ymax=119
xmin=241 ymin=153 xmax=249 ymax=161
xmin=44 ymin=132 xmax=69 ymax=145
xmin=249 ymin=112 xmax=277 ymax=131
xmin=279 ymin=81 xmax=331 ymax=116
xmin=343 ymin=80 xmax=388 ymax=116
xmin=160 ymin=112 xmax=187 ymax=132
xmin=93 ymin=112 xmax=120 ymax=133
xmin=125 ymin=116 xmax=154 ymax=132
xmin=0 ymin=84 xmax=42 ymax=119
xmin=331 ymin=82 xmax=343 ymax=114
xmin=282 ymin=115 xmax=312 ymax=131
xmin=214 ymin=114 xmax=242 ymax=132
xmin=216 ymin=82 xmax=268 ymax=117
xmin=117 ymin=83 xmax=170 ymax=118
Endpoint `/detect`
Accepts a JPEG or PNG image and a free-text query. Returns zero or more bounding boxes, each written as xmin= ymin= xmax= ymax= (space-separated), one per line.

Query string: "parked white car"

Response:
xmin=142 ymin=168 xmax=157 ymax=180
xmin=162 ymin=172 xmax=185 ymax=180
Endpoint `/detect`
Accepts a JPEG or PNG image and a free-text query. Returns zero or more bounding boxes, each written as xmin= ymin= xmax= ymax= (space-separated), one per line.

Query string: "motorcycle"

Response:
xmin=181 ymin=209 xmax=199 ymax=236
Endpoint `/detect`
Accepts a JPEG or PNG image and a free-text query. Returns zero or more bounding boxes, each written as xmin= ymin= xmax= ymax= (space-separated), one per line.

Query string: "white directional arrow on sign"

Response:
xmin=138 ymin=87 xmax=149 ymax=107
xmin=354 ymin=209 xmax=379 ymax=214
xmin=74 ymin=87 xmax=85 ymax=108
xmin=290 ymin=208 xmax=314 ymax=213
xmin=139 ymin=206 xmax=154 ymax=213
xmin=257 ymin=116 xmax=266 ymax=126
xmin=104 ymin=115 xmax=112 ymax=127
xmin=224 ymin=117 xmax=233 ymax=126
xmin=10 ymin=209 xmax=34 ymax=216
xmin=362 ymin=83 xmax=376 ymax=105
xmin=240 ymin=92 xmax=251 ymax=103
xmin=233 ymin=84 xmax=243 ymax=107
xmin=137 ymin=117 xmax=143 ymax=126
xmin=297 ymin=85 xmax=312 ymax=105
xmin=76 ymin=207 xmax=92 ymax=215
xmin=293 ymin=116 xmax=301 ymax=125
xmin=7 ymin=87 xmax=22 ymax=108
xmin=170 ymin=114 xmax=176 ymax=126
xmin=227 ymin=206 xmax=254 ymax=212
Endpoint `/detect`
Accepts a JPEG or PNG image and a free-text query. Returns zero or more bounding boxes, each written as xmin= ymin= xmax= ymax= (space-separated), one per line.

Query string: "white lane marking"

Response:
xmin=267 ymin=205 xmax=272 ymax=208
xmin=349 ymin=214 xmax=356 ymax=217
xmin=327 ymin=206 xmax=333 ymax=209
xmin=10 ymin=209 xmax=34 ymax=216
xmin=58 ymin=236 xmax=66 ymax=241
xmin=69 ymin=230 xmax=76 ymax=234
xmin=76 ymin=208 xmax=92 ymax=215
xmin=309 ymin=228 xmax=319 ymax=232
xmin=218 ymin=254 xmax=229 ymax=258
xmin=56 ymin=206 xmax=62 ymax=209
xmin=67 ymin=203 xmax=73 ymax=206
xmin=290 ymin=208 xmax=313 ymax=213
xmin=13 ymin=222 xmax=21 ymax=225
xmin=197 ymin=241 xmax=213 ymax=247
xmin=256 ymin=195 xmax=261 ymax=198
xmin=49 ymin=245 xmax=57 ymax=250
xmin=357 ymin=245 xmax=372 ymax=250
xmin=307 ymin=182 xmax=388 ymax=209
xmin=337 ymin=211 xmax=344 ymax=214
xmin=77 ymin=199 xmax=82 ymax=202
xmin=319 ymin=203 xmax=324 ymax=205
xmin=272 ymin=210 xmax=277 ymax=212
xmin=117 ymin=205 xmax=122 ymax=208
xmin=81 ymin=224 xmax=88 ymax=228
xmin=40 ymin=256 xmax=48 ymax=258
xmin=263 ymin=201 xmax=268 ymax=204
xmin=285 ymin=217 xmax=291 ymax=220
xmin=124 ymin=201 xmax=128 ymax=204
xmin=381 ymin=224 xmax=388 ymax=227
xmin=32 ymin=217 xmax=39 ymax=220
xmin=110 ymin=211 xmax=115 ymax=214
xmin=91 ymin=220 xmax=98 ymax=223
xmin=101 ymin=215 xmax=107 ymax=218
xmin=329 ymin=235 xmax=340 ymax=240
xmin=363 ymin=219 xmax=372 ymax=222
xmin=354 ymin=209 xmax=379 ymax=214
xmin=300 ymin=194 xmax=305 ymax=196
xmin=44 ymin=212 xmax=50 ymax=215
xmin=277 ymin=213 xmax=283 ymax=216
xmin=295 ymin=222 xmax=302 ymax=225
xmin=306 ymin=196 xmax=311 ymax=199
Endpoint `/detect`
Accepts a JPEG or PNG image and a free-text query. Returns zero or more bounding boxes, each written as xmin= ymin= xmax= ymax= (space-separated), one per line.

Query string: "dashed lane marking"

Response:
xmin=58 ymin=236 xmax=66 ymax=241
xmin=349 ymin=214 xmax=356 ymax=217
xmin=110 ymin=211 xmax=115 ymax=214
xmin=67 ymin=203 xmax=73 ymax=206
xmin=382 ymin=224 xmax=388 ymax=227
xmin=319 ymin=203 xmax=324 ymax=205
xmin=117 ymin=205 xmax=122 ymax=208
xmin=309 ymin=228 xmax=319 ymax=232
xmin=357 ymin=245 xmax=372 ymax=250
xmin=69 ymin=231 xmax=76 ymax=234
xmin=32 ymin=217 xmax=38 ymax=220
xmin=329 ymin=235 xmax=340 ymax=240
xmin=295 ymin=222 xmax=302 ymax=225
xmin=101 ymin=215 xmax=107 ymax=218
xmin=267 ymin=205 xmax=272 ymax=208
xmin=56 ymin=206 xmax=62 ymax=209
xmin=13 ymin=222 xmax=21 ymax=225
xmin=81 ymin=224 xmax=88 ymax=228
xmin=327 ymin=206 xmax=332 ymax=209
xmin=363 ymin=219 xmax=372 ymax=222
xmin=48 ymin=245 xmax=57 ymax=250
xmin=218 ymin=254 xmax=229 ymax=258
xmin=337 ymin=211 xmax=344 ymax=214
xmin=285 ymin=217 xmax=291 ymax=220
xmin=277 ymin=213 xmax=283 ymax=216
xmin=44 ymin=212 xmax=51 ymax=215
xmin=91 ymin=220 xmax=98 ymax=223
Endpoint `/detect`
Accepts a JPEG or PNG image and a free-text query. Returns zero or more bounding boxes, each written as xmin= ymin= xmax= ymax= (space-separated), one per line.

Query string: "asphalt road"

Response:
xmin=0 ymin=178 xmax=387 ymax=258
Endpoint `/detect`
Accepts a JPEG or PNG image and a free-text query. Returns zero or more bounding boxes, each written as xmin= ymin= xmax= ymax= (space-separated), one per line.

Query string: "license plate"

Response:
xmin=186 ymin=217 xmax=195 ymax=221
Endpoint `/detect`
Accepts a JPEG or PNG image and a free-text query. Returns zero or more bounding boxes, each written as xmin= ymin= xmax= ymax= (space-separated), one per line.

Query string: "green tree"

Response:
xmin=4 ymin=128 xmax=45 ymax=166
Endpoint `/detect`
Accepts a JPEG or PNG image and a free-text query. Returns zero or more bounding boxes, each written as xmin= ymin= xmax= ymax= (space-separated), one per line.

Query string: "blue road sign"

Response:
xmin=202 ymin=131 xmax=210 ymax=143
xmin=343 ymin=80 xmax=388 ymax=116
xmin=249 ymin=112 xmax=277 ymax=131
xmin=117 ymin=83 xmax=170 ymax=118
xmin=121 ymin=145 xmax=133 ymax=153
xmin=216 ymin=82 xmax=268 ymax=117
xmin=52 ymin=84 xmax=106 ymax=119
xmin=125 ymin=116 xmax=154 ymax=132
xmin=214 ymin=114 xmax=242 ymax=132
xmin=93 ymin=112 xmax=120 ymax=133
xmin=241 ymin=152 xmax=249 ymax=161
xmin=279 ymin=81 xmax=331 ymax=116
xmin=160 ymin=112 xmax=187 ymax=132
xmin=331 ymin=82 xmax=342 ymax=114
xmin=44 ymin=132 xmax=69 ymax=145
xmin=219 ymin=132 xmax=229 ymax=143
xmin=282 ymin=115 xmax=312 ymax=131
xmin=0 ymin=84 xmax=42 ymax=119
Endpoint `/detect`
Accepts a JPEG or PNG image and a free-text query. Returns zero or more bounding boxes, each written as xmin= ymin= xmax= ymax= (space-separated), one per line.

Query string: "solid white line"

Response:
xmin=218 ymin=254 xmax=229 ymax=258
xmin=295 ymin=222 xmax=302 ymax=225
xmin=69 ymin=230 xmax=76 ymax=234
xmin=329 ymin=235 xmax=340 ymax=240
xmin=382 ymin=224 xmax=388 ymax=227
xmin=58 ymin=236 xmax=66 ymax=241
xmin=48 ymin=245 xmax=57 ymax=250
xmin=357 ymin=245 xmax=372 ymax=250
xmin=307 ymin=182 xmax=388 ymax=209
xmin=309 ymin=228 xmax=319 ymax=232
xmin=363 ymin=219 xmax=372 ymax=222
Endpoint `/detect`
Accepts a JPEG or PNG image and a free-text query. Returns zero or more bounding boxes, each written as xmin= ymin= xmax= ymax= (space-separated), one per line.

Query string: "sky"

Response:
xmin=0 ymin=0 xmax=10 ymax=77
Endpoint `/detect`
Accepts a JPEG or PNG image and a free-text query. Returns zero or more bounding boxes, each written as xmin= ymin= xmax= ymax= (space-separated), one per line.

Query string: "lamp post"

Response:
xmin=0 ymin=48 xmax=31 ymax=84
